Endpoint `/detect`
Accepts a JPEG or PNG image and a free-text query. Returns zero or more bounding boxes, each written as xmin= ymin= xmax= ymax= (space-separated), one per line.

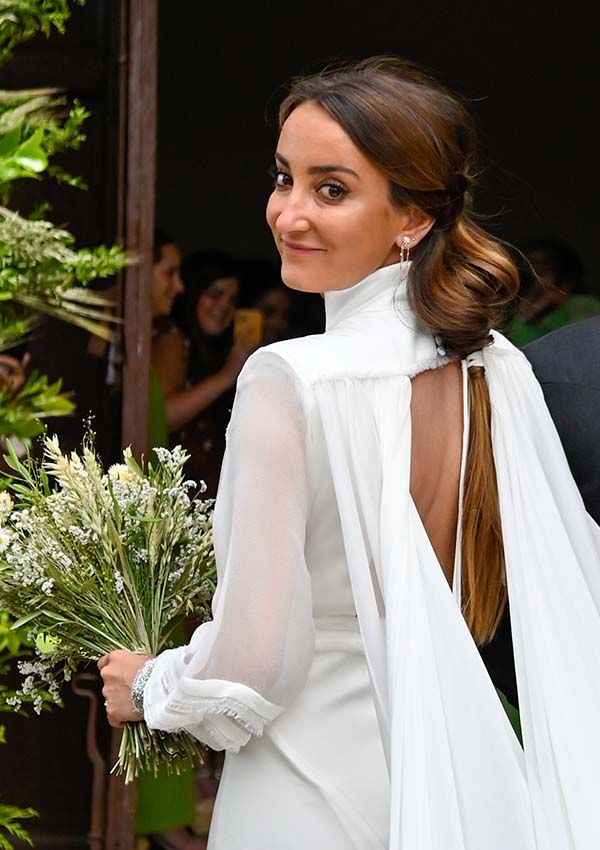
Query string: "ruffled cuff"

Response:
xmin=144 ymin=652 xmax=284 ymax=752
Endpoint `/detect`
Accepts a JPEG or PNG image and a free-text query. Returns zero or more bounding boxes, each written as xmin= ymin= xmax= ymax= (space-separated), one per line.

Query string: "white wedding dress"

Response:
xmin=144 ymin=261 xmax=600 ymax=849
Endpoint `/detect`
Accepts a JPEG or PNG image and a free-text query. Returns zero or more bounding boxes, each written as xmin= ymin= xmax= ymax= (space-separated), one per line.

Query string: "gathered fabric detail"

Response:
xmin=168 ymin=692 xmax=275 ymax=737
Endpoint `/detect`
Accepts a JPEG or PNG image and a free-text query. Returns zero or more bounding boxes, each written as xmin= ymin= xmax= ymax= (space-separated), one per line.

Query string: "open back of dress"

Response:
xmin=410 ymin=362 xmax=464 ymax=588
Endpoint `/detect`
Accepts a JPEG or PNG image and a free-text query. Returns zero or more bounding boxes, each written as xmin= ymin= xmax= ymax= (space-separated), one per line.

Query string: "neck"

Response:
xmin=324 ymin=261 xmax=411 ymax=331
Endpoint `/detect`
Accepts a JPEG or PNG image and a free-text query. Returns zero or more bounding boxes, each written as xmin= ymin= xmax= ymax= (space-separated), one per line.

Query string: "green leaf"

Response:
xmin=12 ymin=126 xmax=46 ymax=170
xmin=0 ymin=127 xmax=21 ymax=158
xmin=9 ymin=611 xmax=38 ymax=631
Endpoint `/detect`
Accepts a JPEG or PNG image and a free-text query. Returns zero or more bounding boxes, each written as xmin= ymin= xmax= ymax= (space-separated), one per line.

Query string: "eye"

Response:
xmin=318 ymin=181 xmax=348 ymax=201
xmin=268 ymin=165 xmax=292 ymax=189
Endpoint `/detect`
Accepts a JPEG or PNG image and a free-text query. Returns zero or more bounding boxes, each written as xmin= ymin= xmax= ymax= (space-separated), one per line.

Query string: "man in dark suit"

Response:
xmin=481 ymin=315 xmax=600 ymax=710
xmin=525 ymin=315 xmax=600 ymax=524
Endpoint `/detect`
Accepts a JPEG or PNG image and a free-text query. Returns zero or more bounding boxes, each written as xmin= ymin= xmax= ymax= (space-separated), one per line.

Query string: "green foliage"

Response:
xmin=0 ymin=371 xmax=74 ymax=439
xmin=0 ymin=609 xmax=36 ymax=713
xmin=0 ymin=0 xmax=128 ymax=442
xmin=0 ymin=91 xmax=89 ymax=196
xmin=0 ymin=802 xmax=36 ymax=850
xmin=0 ymin=799 xmax=35 ymax=850
xmin=0 ymin=0 xmax=83 ymax=69
xmin=0 ymin=612 xmax=38 ymax=850
xmin=0 ymin=206 xmax=124 ymax=351
xmin=0 ymin=0 xmax=114 ymax=836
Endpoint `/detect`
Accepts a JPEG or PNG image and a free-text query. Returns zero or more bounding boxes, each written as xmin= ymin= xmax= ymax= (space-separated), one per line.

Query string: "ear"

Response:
xmin=395 ymin=207 xmax=435 ymax=249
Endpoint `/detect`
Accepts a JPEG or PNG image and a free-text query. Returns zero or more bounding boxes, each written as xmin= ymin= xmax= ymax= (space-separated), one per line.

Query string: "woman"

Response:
xmin=100 ymin=58 xmax=600 ymax=848
xmin=237 ymin=256 xmax=296 ymax=344
xmin=153 ymin=251 xmax=255 ymax=496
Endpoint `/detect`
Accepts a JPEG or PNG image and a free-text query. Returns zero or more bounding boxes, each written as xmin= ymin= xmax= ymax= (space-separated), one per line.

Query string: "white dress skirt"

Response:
xmin=209 ymin=620 xmax=390 ymax=849
xmin=144 ymin=261 xmax=600 ymax=849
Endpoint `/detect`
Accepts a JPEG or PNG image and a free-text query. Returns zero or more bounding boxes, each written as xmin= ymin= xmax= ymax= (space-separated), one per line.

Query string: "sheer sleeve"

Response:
xmin=143 ymin=351 xmax=315 ymax=752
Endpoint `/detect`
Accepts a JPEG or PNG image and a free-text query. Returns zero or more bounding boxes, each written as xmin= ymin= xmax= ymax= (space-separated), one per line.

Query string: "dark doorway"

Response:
xmin=157 ymin=0 xmax=597 ymax=290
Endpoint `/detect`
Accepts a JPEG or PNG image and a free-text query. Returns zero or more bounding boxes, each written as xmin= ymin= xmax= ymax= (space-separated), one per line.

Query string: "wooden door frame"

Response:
xmin=105 ymin=1 xmax=158 ymax=847
xmin=120 ymin=0 xmax=158 ymax=459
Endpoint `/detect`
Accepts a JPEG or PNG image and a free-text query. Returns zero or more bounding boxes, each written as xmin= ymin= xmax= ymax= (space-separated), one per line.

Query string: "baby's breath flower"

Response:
xmin=0 ymin=526 xmax=12 ymax=553
xmin=41 ymin=578 xmax=54 ymax=595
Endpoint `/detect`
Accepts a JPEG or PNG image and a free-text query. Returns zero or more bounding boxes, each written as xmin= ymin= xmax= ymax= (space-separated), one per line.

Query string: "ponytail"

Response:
xmin=409 ymin=215 xmax=518 ymax=644
xmin=462 ymin=366 xmax=506 ymax=643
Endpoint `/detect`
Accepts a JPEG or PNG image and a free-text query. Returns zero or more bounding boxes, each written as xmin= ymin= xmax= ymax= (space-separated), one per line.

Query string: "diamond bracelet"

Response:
xmin=131 ymin=658 xmax=156 ymax=715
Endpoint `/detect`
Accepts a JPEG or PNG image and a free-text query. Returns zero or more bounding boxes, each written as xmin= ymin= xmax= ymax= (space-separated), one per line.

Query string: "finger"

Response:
xmin=107 ymin=711 xmax=124 ymax=729
xmin=97 ymin=654 xmax=110 ymax=671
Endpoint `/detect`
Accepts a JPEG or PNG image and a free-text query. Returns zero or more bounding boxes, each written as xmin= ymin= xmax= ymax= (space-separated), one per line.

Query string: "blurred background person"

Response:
xmin=137 ymin=229 xmax=206 ymax=850
xmin=237 ymin=256 xmax=294 ymax=344
xmin=237 ymin=255 xmax=326 ymax=342
xmin=525 ymin=315 xmax=600 ymax=523
xmin=148 ymin=229 xmax=185 ymax=450
xmin=152 ymin=250 xmax=255 ymax=498
xmin=508 ymin=237 xmax=600 ymax=347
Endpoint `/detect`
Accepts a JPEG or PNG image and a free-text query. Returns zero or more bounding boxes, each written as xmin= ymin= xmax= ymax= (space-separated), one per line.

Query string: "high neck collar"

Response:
xmin=324 ymin=261 xmax=411 ymax=331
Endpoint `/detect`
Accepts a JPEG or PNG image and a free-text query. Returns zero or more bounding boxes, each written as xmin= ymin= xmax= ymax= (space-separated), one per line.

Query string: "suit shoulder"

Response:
xmin=524 ymin=317 xmax=600 ymax=385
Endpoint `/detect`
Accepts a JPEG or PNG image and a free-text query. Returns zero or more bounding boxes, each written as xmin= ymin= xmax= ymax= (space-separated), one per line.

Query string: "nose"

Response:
xmin=174 ymin=273 xmax=184 ymax=294
xmin=274 ymin=189 xmax=311 ymax=236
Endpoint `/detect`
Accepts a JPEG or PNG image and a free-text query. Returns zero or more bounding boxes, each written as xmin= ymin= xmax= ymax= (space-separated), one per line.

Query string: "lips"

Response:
xmin=282 ymin=241 xmax=324 ymax=253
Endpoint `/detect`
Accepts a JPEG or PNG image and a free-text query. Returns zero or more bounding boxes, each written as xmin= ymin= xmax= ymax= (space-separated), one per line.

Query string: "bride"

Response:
xmin=99 ymin=57 xmax=600 ymax=849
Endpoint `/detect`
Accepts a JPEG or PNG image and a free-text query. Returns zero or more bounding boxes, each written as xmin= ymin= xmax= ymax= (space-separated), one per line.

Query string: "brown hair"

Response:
xmin=279 ymin=56 xmax=518 ymax=644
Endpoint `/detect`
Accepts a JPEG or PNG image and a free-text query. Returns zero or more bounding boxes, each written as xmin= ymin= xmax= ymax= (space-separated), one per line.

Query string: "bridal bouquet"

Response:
xmin=0 ymin=436 xmax=216 ymax=782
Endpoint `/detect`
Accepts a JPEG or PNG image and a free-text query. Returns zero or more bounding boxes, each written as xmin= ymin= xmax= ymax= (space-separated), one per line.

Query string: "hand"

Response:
xmin=97 ymin=649 xmax=151 ymax=728
xmin=221 ymin=333 xmax=258 ymax=386
xmin=0 ymin=352 xmax=30 ymax=393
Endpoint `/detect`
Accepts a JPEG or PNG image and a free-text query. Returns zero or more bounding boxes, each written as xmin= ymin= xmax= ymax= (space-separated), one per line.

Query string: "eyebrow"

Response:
xmin=275 ymin=152 xmax=360 ymax=179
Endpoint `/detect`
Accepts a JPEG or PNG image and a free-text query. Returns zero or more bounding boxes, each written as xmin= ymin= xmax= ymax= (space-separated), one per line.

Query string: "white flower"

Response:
xmin=41 ymin=578 xmax=54 ymax=596
xmin=114 ymin=570 xmax=124 ymax=593
xmin=0 ymin=491 xmax=14 ymax=520
xmin=0 ymin=526 xmax=12 ymax=553
xmin=108 ymin=463 xmax=138 ymax=485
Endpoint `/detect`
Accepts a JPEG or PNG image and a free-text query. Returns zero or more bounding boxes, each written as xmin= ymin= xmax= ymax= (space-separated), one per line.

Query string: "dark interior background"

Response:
xmin=157 ymin=0 xmax=598 ymax=293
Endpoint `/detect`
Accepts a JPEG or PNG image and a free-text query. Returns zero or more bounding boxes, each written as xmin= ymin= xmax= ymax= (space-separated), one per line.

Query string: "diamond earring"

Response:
xmin=399 ymin=235 xmax=412 ymax=263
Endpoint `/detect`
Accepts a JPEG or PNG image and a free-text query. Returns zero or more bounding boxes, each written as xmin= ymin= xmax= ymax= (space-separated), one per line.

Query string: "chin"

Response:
xmin=280 ymin=264 xmax=322 ymax=294
xmin=203 ymin=323 xmax=226 ymax=337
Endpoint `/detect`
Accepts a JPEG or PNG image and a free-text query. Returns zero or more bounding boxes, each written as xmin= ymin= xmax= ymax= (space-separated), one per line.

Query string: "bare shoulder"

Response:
xmin=152 ymin=325 xmax=187 ymax=361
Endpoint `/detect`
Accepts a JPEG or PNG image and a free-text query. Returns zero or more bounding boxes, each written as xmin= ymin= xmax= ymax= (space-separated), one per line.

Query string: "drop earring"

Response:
xmin=399 ymin=235 xmax=412 ymax=263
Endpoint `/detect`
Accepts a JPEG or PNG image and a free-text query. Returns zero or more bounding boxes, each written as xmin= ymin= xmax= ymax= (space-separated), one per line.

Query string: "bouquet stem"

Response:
xmin=115 ymin=722 xmax=207 ymax=784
